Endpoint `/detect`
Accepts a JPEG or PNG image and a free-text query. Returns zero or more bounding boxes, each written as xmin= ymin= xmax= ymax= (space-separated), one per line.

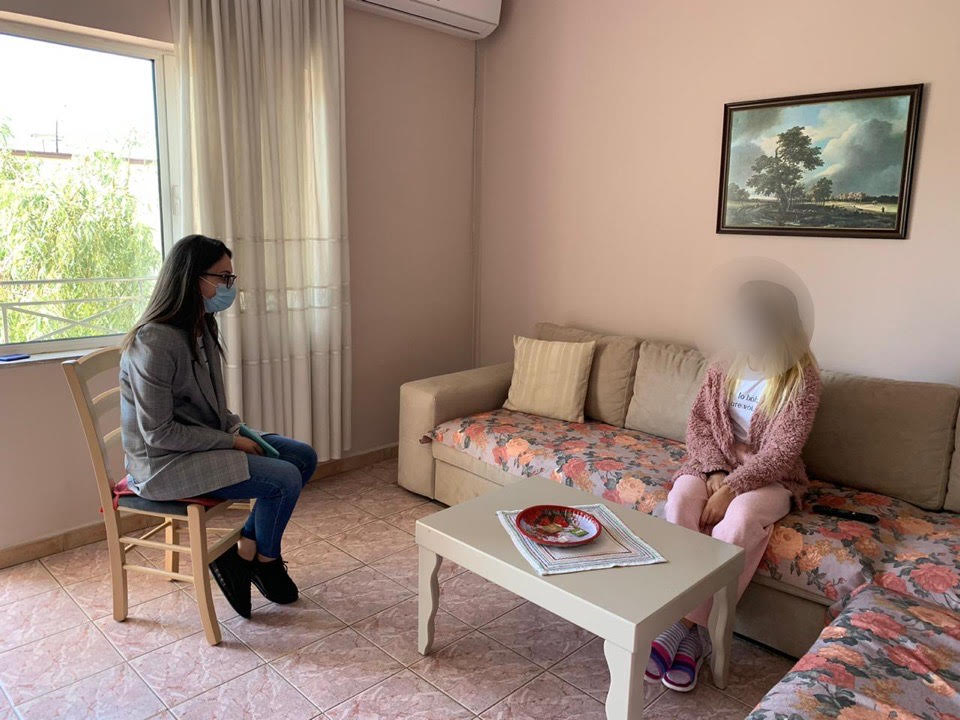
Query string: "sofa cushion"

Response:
xmin=431 ymin=408 xmax=684 ymax=515
xmin=749 ymin=584 xmax=960 ymax=720
xmin=760 ymin=480 xmax=960 ymax=609
xmin=503 ymin=336 xmax=596 ymax=422
xmin=624 ymin=341 xmax=705 ymax=443
xmin=803 ymin=370 xmax=960 ymax=510
xmin=536 ymin=322 xmax=639 ymax=427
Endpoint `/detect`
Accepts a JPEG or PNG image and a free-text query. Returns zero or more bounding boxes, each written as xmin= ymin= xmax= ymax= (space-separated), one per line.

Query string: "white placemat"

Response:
xmin=497 ymin=503 xmax=666 ymax=576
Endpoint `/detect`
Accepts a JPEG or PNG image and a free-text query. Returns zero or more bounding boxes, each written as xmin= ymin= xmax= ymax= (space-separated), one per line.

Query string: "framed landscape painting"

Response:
xmin=716 ymin=84 xmax=922 ymax=238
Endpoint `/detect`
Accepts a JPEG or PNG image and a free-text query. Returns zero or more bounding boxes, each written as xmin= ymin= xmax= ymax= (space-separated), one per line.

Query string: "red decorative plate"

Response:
xmin=515 ymin=505 xmax=602 ymax=547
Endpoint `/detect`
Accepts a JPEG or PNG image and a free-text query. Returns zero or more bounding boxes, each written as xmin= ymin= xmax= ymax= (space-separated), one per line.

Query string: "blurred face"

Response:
xmin=730 ymin=285 xmax=781 ymax=358
xmin=692 ymin=258 xmax=814 ymax=377
xmin=199 ymin=254 xmax=235 ymax=300
xmin=723 ymin=280 xmax=807 ymax=374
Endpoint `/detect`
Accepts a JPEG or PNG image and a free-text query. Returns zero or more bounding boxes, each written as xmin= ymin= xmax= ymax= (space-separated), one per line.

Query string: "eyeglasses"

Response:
xmin=202 ymin=272 xmax=237 ymax=289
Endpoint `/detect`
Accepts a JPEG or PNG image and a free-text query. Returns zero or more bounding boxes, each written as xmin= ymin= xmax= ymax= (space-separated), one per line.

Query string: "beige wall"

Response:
xmin=476 ymin=0 xmax=960 ymax=386
xmin=0 ymin=4 xmax=476 ymax=549
xmin=0 ymin=359 xmax=105 ymax=549
xmin=345 ymin=8 xmax=476 ymax=451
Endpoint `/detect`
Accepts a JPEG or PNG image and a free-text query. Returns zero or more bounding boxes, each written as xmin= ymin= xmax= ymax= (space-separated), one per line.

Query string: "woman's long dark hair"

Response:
xmin=123 ymin=234 xmax=232 ymax=358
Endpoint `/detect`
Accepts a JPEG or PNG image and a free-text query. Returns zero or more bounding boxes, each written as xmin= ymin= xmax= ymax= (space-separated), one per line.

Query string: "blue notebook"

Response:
xmin=238 ymin=424 xmax=280 ymax=458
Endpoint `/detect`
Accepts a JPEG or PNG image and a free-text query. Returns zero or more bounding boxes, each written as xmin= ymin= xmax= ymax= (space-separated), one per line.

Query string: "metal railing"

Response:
xmin=0 ymin=277 xmax=156 ymax=345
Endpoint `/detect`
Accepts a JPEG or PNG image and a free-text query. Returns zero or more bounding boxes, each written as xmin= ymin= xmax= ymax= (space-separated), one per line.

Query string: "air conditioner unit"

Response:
xmin=345 ymin=0 xmax=501 ymax=39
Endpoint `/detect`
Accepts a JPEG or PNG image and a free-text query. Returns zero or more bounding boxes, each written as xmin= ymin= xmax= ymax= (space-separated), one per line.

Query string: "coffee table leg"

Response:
xmin=417 ymin=546 xmax=442 ymax=655
xmin=707 ymin=577 xmax=738 ymax=689
xmin=604 ymin=640 xmax=645 ymax=719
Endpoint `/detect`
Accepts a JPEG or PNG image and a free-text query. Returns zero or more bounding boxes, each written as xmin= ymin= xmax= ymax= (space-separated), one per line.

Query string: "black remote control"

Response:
xmin=812 ymin=505 xmax=879 ymax=524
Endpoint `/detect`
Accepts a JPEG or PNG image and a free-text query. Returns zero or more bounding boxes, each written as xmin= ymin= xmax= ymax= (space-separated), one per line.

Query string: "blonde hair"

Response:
xmin=723 ymin=280 xmax=817 ymax=417
xmin=725 ymin=351 xmax=816 ymax=417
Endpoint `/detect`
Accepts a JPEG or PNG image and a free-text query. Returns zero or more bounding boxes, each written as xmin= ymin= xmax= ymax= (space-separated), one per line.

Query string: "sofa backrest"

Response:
xmin=535 ymin=322 xmax=638 ymax=427
xmin=803 ymin=371 xmax=960 ymax=511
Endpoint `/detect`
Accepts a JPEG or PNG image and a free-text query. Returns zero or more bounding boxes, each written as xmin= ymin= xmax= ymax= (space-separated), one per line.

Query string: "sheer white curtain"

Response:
xmin=172 ymin=0 xmax=351 ymax=458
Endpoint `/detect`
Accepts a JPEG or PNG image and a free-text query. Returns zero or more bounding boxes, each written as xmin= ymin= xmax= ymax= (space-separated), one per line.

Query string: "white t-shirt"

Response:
xmin=729 ymin=372 xmax=767 ymax=443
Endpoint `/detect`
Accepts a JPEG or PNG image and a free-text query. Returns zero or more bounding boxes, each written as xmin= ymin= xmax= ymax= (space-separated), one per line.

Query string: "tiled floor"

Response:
xmin=0 ymin=459 xmax=794 ymax=719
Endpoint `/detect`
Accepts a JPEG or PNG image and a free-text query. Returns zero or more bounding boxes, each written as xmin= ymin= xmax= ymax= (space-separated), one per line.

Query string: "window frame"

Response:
xmin=0 ymin=17 xmax=178 ymax=357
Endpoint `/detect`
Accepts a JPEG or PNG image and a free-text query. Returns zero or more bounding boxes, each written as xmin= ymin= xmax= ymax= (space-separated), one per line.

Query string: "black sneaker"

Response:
xmin=250 ymin=557 xmax=299 ymax=604
xmin=208 ymin=546 xmax=252 ymax=618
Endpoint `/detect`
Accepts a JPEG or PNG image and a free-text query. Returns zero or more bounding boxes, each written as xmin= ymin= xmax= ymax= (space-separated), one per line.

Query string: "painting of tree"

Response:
xmin=810 ymin=177 xmax=833 ymax=204
xmin=717 ymin=85 xmax=922 ymax=238
xmin=727 ymin=183 xmax=750 ymax=201
xmin=746 ymin=126 xmax=823 ymax=216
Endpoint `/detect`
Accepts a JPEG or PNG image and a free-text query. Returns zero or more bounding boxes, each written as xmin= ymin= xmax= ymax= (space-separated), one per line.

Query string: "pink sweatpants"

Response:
xmin=664 ymin=474 xmax=792 ymax=627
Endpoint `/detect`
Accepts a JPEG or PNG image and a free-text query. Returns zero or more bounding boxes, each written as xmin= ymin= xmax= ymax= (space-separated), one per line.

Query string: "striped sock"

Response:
xmin=664 ymin=626 xmax=709 ymax=689
xmin=645 ymin=621 xmax=688 ymax=680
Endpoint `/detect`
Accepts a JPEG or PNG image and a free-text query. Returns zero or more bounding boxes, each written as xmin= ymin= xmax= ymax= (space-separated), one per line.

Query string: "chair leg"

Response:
xmin=164 ymin=521 xmax=179 ymax=578
xmin=187 ymin=504 xmax=221 ymax=646
xmin=104 ymin=511 xmax=127 ymax=622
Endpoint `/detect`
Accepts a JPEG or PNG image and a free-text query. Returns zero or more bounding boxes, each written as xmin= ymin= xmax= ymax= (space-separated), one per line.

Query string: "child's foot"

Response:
xmin=645 ymin=621 xmax=688 ymax=683
xmin=662 ymin=626 xmax=710 ymax=692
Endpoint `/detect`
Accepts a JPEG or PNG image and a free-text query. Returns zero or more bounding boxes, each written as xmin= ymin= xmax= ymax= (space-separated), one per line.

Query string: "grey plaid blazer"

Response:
xmin=119 ymin=322 xmax=249 ymax=501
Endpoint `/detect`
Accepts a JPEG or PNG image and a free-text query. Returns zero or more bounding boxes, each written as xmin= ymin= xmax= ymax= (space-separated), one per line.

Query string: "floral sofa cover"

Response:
xmin=432 ymin=409 xmax=960 ymax=614
xmin=433 ymin=408 xmax=960 ymax=718
xmin=748 ymin=584 xmax=960 ymax=720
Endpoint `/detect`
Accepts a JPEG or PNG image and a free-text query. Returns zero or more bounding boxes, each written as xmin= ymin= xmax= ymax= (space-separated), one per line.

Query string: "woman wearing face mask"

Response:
xmin=645 ymin=280 xmax=821 ymax=693
xmin=120 ymin=234 xmax=317 ymax=618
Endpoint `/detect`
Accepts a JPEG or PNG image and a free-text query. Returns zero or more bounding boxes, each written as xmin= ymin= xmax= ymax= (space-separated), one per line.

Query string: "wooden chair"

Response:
xmin=63 ymin=346 xmax=245 ymax=645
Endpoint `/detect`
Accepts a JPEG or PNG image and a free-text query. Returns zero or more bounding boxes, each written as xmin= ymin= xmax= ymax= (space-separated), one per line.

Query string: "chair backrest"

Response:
xmin=62 ymin=347 xmax=122 ymax=514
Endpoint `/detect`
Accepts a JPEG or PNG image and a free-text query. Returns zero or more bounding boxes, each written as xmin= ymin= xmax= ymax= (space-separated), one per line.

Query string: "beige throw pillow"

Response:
xmin=504 ymin=336 xmax=596 ymax=422
xmin=535 ymin=322 xmax=639 ymax=426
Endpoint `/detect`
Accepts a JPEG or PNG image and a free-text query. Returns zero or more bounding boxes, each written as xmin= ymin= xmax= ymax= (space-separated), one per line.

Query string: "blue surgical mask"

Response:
xmin=203 ymin=283 xmax=237 ymax=313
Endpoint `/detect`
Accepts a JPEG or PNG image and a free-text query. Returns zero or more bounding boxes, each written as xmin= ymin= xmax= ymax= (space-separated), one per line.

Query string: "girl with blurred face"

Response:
xmin=646 ymin=281 xmax=821 ymax=692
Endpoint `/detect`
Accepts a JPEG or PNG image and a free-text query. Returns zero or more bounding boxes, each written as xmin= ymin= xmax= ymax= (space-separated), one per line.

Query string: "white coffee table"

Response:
xmin=415 ymin=476 xmax=744 ymax=720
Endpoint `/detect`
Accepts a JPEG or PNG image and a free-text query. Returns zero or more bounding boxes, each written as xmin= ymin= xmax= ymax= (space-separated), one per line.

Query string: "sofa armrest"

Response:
xmin=398 ymin=363 xmax=513 ymax=498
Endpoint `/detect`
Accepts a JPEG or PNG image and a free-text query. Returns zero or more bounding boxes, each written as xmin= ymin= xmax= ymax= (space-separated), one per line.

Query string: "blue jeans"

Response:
xmin=206 ymin=434 xmax=318 ymax=559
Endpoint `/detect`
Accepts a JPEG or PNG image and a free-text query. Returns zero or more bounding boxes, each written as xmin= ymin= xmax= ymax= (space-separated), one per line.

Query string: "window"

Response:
xmin=0 ymin=23 xmax=175 ymax=354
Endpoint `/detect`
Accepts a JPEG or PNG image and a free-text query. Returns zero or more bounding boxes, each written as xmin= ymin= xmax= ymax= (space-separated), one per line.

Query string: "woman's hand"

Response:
xmin=705 ymin=472 xmax=727 ymax=496
xmin=700 ymin=484 xmax=735 ymax=529
xmin=233 ymin=436 xmax=264 ymax=455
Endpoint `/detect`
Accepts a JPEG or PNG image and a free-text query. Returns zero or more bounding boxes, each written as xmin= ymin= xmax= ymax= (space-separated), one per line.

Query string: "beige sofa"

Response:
xmin=398 ymin=322 xmax=960 ymax=657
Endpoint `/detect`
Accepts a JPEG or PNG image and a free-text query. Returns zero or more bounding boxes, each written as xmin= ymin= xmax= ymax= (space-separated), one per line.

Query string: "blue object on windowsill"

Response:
xmin=0 ymin=354 xmax=30 ymax=362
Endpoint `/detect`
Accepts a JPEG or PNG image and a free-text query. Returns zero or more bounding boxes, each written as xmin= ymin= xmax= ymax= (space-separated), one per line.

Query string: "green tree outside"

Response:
xmin=0 ymin=122 xmax=160 ymax=345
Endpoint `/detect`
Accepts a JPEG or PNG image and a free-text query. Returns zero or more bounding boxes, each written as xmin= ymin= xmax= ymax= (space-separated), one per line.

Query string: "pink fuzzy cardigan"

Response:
xmin=676 ymin=361 xmax=822 ymax=502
